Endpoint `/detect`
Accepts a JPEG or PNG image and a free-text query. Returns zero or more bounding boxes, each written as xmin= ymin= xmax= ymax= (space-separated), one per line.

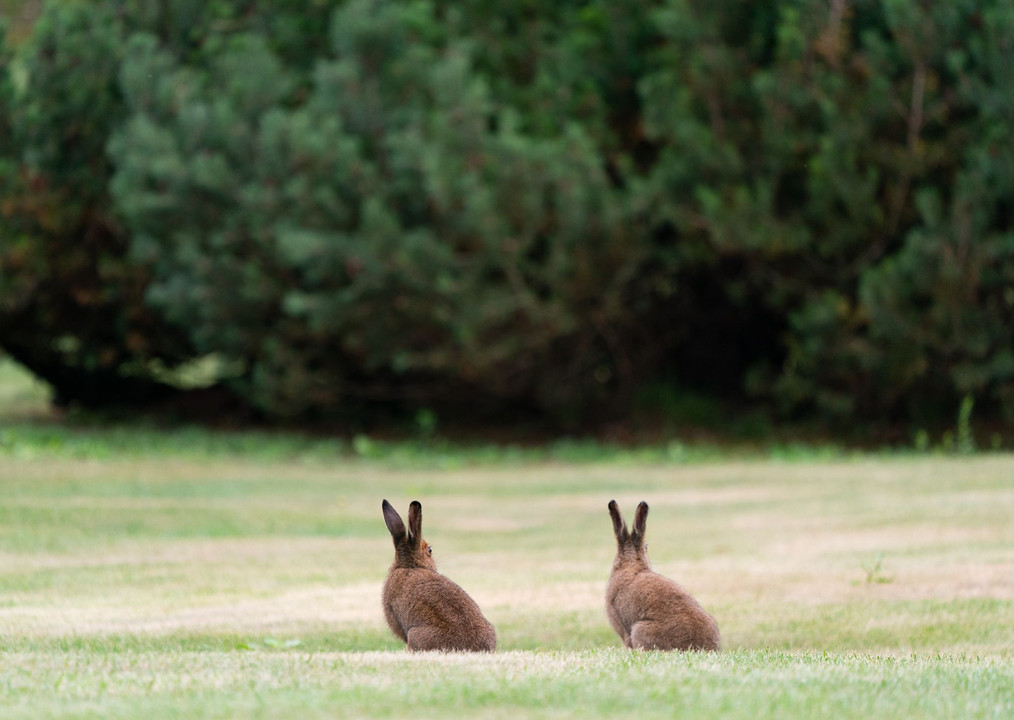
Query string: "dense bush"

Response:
xmin=636 ymin=1 xmax=1014 ymax=422
xmin=108 ymin=1 xmax=651 ymax=419
xmin=0 ymin=3 xmax=193 ymax=407
xmin=0 ymin=1 xmax=335 ymax=408
xmin=1 ymin=0 xmax=1011 ymax=429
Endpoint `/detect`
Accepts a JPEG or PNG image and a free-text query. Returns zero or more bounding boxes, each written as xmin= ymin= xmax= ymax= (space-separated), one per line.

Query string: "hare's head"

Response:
xmin=383 ymin=499 xmax=437 ymax=571
xmin=608 ymin=500 xmax=651 ymax=570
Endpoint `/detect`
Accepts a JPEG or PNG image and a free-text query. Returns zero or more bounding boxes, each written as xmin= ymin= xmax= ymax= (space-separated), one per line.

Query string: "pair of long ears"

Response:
xmin=382 ymin=499 xmax=423 ymax=545
xmin=608 ymin=500 xmax=649 ymax=544
xmin=385 ymin=498 xmax=647 ymax=546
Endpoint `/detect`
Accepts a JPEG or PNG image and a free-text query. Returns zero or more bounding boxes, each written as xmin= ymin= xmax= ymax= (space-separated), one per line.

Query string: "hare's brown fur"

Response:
xmin=606 ymin=500 xmax=720 ymax=651
xmin=381 ymin=499 xmax=496 ymax=652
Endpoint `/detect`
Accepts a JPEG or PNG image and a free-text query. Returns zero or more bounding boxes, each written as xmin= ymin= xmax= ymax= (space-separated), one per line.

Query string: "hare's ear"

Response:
xmin=632 ymin=501 xmax=649 ymax=542
xmin=608 ymin=500 xmax=627 ymax=541
xmin=382 ymin=499 xmax=406 ymax=543
xmin=407 ymin=500 xmax=423 ymax=544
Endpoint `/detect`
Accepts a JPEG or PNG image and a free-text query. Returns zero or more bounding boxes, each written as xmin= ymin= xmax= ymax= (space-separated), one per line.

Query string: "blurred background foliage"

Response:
xmin=0 ymin=0 xmax=1012 ymax=435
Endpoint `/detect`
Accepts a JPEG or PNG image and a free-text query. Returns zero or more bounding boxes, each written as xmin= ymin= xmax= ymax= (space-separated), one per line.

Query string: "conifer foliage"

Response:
xmin=1 ymin=0 xmax=1012 ymax=425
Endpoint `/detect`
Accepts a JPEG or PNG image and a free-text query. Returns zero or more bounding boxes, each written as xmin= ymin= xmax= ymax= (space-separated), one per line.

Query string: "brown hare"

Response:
xmin=381 ymin=499 xmax=496 ymax=652
xmin=606 ymin=500 xmax=720 ymax=651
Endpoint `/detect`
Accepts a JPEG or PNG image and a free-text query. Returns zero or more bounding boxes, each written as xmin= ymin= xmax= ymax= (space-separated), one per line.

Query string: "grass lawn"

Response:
xmin=0 ymin=360 xmax=1011 ymax=718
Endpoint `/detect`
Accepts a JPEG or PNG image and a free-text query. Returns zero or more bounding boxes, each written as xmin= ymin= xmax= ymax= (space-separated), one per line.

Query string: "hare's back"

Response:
xmin=386 ymin=568 xmax=489 ymax=626
xmin=629 ymin=572 xmax=711 ymax=618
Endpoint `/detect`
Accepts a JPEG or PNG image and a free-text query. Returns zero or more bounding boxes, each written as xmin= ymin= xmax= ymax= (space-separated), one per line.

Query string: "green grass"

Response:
xmin=0 ymin=358 xmax=51 ymax=422
xmin=0 ymin=359 xmax=1012 ymax=718
xmin=2 ymin=650 xmax=1010 ymax=720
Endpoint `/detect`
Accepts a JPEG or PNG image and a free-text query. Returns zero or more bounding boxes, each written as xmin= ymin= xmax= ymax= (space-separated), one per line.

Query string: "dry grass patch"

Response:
xmin=2 ymin=453 xmax=1012 ymax=657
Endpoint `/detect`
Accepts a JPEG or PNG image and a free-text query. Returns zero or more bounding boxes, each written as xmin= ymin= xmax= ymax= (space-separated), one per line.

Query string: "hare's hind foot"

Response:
xmin=406 ymin=625 xmax=450 ymax=651
xmin=629 ymin=621 xmax=710 ymax=652
xmin=629 ymin=621 xmax=669 ymax=650
xmin=407 ymin=625 xmax=493 ymax=652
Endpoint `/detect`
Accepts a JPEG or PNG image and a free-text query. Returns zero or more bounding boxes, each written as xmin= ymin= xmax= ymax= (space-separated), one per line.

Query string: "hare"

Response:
xmin=381 ymin=499 xmax=496 ymax=652
xmin=606 ymin=500 xmax=720 ymax=651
